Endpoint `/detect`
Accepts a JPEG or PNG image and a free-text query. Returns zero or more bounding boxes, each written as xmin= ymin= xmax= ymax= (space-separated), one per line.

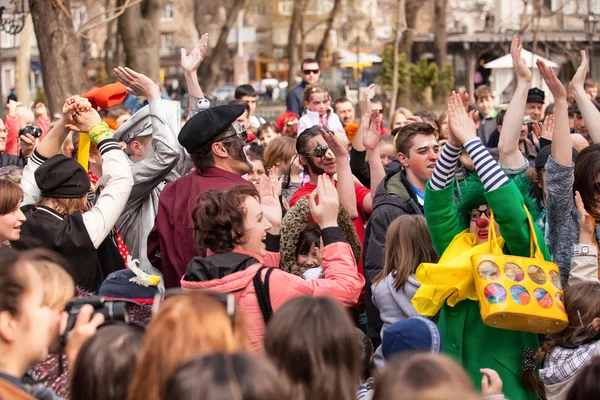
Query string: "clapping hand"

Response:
xmin=308 ymin=174 xmax=340 ymax=229
xmin=510 ymin=35 xmax=532 ymax=84
xmin=447 ymin=91 xmax=477 ymax=145
xmin=359 ymin=84 xmax=375 ymax=117
xmin=320 ymin=126 xmax=348 ymax=159
xmin=258 ymin=174 xmax=282 ymax=231
xmin=114 ymin=67 xmax=161 ymax=102
xmin=536 ymin=59 xmax=566 ymax=101
xmin=62 ymin=96 xmax=95 ymax=131
xmin=568 ymin=50 xmax=589 ymax=94
xmin=575 ymin=191 xmax=593 ymax=243
xmin=362 ymin=110 xmax=382 ymax=151
xmin=181 ymin=33 xmax=209 ymax=75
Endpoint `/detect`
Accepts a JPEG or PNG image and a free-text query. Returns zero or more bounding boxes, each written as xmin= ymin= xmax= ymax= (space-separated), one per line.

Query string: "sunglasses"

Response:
xmin=470 ymin=206 xmax=493 ymax=221
xmin=152 ymin=289 xmax=236 ymax=328
xmin=303 ymin=69 xmax=320 ymax=75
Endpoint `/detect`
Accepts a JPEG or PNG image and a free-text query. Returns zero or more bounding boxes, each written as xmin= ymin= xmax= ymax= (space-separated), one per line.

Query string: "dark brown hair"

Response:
xmin=393 ymin=122 xmax=437 ymax=156
xmin=574 ymin=144 xmax=600 ymax=214
xmin=0 ymin=179 xmax=22 ymax=215
xmin=71 ymin=324 xmax=145 ymax=400
xmin=257 ymin=122 xmax=281 ymax=139
xmin=264 ymin=296 xmax=361 ymax=400
xmin=39 ymin=195 xmax=88 ymax=217
xmin=192 ymin=185 xmax=259 ymax=253
xmin=164 ymin=352 xmax=290 ymax=400
xmin=566 ymin=356 xmax=600 ymax=400
xmin=372 ymin=215 xmax=438 ymax=290
xmin=522 ymin=282 xmax=600 ymax=399
xmin=373 ymin=353 xmax=475 ymax=400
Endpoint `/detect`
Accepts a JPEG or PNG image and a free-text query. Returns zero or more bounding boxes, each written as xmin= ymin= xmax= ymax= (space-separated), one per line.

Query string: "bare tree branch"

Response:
xmin=77 ymin=0 xmax=142 ymax=34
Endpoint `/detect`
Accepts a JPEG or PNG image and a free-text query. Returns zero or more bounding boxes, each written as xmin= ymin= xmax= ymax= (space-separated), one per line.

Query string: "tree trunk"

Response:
xmin=104 ymin=0 xmax=118 ymax=76
xmin=16 ymin=14 xmax=33 ymax=104
xmin=117 ymin=0 xmax=161 ymax=82
xmin=434 ymin=0 xmax=448 ymax=99
xmin=29 ymin=0 xmax=87 ymax=116
xmin=389 ymin=0 xmax=407 ymax=121
xmin=315 ymin=0 xmax=343 ymax=66
xmin=398 ymin=0 xmax=424 ymax=62
xmin=286 ymin=0 xmax=307 ymax=91
xmin=198 ymin=0 xmax=247 ymax=94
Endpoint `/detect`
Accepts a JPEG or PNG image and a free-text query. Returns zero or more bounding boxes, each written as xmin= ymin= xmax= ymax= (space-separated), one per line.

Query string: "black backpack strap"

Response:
xmin=253 ymin=266 xmax=276 ymax=324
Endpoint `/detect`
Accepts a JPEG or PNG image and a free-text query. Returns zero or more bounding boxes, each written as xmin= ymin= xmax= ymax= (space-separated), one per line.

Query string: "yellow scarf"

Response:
xmin=411 ymin=230 xmax=505 ymax=316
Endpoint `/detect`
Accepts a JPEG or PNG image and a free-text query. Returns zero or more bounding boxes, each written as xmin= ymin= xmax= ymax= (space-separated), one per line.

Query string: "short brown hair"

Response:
xmin=264 ymin=136 xmax=297 ymax=169
xmin=264 ymin=296 xmax=361 ymax=400
xmin=0 ymin=180 xmax=22 ymax=215
xmin=393 ymin=122 xmax=437 ymax=155
xmin=475 ymin=85 xmax=494 ymax=101
xmin=303 ymin=84 xmax=329 ymax=105
xmin=584 ymin=79 xmax=598 ymax=90
xmin=373 ymin=353 xmax=475 ymax=400
xmin=192 ymin=185 xmax=259 ymax=253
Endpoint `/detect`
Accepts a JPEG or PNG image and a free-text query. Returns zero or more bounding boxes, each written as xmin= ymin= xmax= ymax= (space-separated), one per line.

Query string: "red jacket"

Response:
xmin=181 ymin=240 xmax=365 ymax=352
xmin=147 ymin=167 xmax=252 ymax=288
xmin=5 ymin=113 xmax=50 ymax=156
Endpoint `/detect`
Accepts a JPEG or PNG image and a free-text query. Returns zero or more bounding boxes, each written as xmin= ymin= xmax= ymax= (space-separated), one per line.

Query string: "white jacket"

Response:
xmin=298 ymin=108 xmax=348 ymax=144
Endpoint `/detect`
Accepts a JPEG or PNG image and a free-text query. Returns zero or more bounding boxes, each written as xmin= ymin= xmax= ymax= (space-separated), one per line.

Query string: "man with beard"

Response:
xmin=147 ymin=104 xmax=253 ymax=288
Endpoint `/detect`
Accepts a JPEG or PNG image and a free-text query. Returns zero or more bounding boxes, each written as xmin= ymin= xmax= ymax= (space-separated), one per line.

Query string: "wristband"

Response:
xmin=86 ymin=121 xmax=111 ymax=145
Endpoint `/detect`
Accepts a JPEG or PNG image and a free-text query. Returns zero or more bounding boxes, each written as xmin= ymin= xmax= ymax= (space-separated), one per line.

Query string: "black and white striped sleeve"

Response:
xmin=463 ymin=137 xmax=509 ymax=192
xmin=429 ymin=141 xmax=462 ymax=191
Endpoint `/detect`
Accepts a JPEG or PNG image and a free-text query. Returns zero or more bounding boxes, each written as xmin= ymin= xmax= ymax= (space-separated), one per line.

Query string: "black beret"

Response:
xmin=178 ymin=104 xmax=245 ymax=153
xmin=534 ymin=144 xmax=577 ymax=170
xmin=527 ymin=88 xmax=545 ymax=104
xmin=34 ymin=154 xmax=90 ymax=198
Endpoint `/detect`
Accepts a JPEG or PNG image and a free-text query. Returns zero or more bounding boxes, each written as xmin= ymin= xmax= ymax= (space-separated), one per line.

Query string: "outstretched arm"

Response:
xmin=181 ymin=34 xmax=210 ymax=116
xmin=363 ymin=110 xmax=386 ymax=201
xmin=537 ymin=59 xmax=570 ymax=166
xmin=498 ymin=36 xmax=531 ymax=169
xmin=569 ymin=51 xmax=600 ymax=143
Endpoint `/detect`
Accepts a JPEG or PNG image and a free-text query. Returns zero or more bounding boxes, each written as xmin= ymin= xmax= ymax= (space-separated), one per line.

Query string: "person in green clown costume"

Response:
xmin=414 ymin=91 xmax=550 ymax=400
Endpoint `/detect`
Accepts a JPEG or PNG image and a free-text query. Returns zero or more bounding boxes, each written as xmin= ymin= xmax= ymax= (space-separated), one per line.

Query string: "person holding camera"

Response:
xmin=17 ymin=95 xmax=134 ymax=292
xmin=4 ymin=100 xmax=50 ymax=157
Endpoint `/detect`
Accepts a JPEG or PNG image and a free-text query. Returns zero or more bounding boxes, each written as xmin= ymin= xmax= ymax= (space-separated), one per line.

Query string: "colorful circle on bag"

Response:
xmin=549 ymin=270 xmax=562 ymax=290
xmin=527 ymin=265 xmax=547 ymax=285
xmin=510 ymin=285 xmax=531 ymax=305
xmin=534 ymin=288 xmax=553 ymax=308
xmin=555 ymin=293 xmax=565 ymax=313
xmin=484 ymin=283 xmax=507 ymax=304
xmin=478 ymin=261 xmax=501 ymax=281
xmin=504 ymin=263 xmax=525 ymax=282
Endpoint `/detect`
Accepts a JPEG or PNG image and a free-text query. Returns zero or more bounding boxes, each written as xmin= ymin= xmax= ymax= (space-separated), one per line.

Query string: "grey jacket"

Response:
xmin=371 ymin=273 xmax=421 ymax=368
xmin=116 ymin=99 xmax=181 ymax=274
xmin=545 ymin=156 xmax=600 ymax=286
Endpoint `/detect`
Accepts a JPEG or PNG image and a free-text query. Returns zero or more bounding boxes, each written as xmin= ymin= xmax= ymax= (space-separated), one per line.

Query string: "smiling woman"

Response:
xmin=0 ymin=180 xmax=25 ymax=244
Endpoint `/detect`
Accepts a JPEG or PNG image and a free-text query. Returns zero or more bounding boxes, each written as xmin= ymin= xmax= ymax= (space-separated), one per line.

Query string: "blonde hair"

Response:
xmin=389 ymin=107 xmax=413 ymax=131
xmin=372 ymin=215 xmax=438 ymax=290
xmin=24 ymin=249 xmax=74 ymax=311
xmin=303 ymin=84 xmax=329 ymax=105
xmin=127 ymin=292 xmax=249 ymax=400
xmin=264 ymin=136 xmax=297 ymax=169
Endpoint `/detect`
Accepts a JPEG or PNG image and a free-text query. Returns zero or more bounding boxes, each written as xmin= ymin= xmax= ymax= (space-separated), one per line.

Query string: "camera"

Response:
xmin=65 ymin=296 xmax=130 ymax=332
xmin=19 ymin=125 xmax=42 ymax=138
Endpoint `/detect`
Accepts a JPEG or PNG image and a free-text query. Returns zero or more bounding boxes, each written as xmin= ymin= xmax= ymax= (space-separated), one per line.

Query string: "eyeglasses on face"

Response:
xmin=470 ymin=206 xmax=493 ymax=221
xmin=303 ymin=69 xmax=320 ymax=75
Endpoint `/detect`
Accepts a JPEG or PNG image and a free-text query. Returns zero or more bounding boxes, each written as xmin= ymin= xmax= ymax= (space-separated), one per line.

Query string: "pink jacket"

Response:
xmin=5 ymin=113 xmax=50 ymax=156
xmin=180 ymin=242 xmax=365 ymax=352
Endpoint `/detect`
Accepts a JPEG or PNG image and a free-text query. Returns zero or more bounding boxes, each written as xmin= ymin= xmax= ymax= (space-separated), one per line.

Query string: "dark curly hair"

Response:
xmin=192 ymin=185 xmax=259 ymax=253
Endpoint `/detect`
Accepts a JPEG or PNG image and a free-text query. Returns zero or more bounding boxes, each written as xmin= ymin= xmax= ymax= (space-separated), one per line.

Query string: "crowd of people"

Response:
xmin=1 ymin=33 xmax=600 ymax=400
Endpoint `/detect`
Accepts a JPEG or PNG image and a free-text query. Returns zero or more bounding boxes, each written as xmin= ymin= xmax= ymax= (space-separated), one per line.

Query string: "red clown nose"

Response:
xmin=476 ymin=217 xmax=489 ymax=229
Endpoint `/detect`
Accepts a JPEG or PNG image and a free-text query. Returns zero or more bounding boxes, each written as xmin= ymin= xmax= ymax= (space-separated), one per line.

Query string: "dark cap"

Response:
xmin=34 ymin=154 xmax=90 ymax=198
xmin=571 ymin=100 xmax=600 ymax=115
xmin=535 ymin=144 xmax=578 ymax=169
xmin=178 ymin=104 xmax=246 ymax=153
xmin=527 ymin=88 xmax=545 ymax=104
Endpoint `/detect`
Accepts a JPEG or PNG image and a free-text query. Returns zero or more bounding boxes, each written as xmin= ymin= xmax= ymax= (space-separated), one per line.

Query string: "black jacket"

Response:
xmin=0 ymin=152 xmax=24 ymax=168
xmin=350 ymin=147 xmax=402 ymax=188
xmin=362 ymin=170 xmax=422 ymax=345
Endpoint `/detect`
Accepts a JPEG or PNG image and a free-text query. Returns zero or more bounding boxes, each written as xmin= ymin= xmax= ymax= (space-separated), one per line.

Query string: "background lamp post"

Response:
xmin=584 ymin=13 xmax=599 ymax=79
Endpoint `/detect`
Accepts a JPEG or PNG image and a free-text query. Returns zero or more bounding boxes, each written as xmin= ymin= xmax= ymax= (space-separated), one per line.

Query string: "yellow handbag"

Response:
xmin=471 ymin=205 xmax=568 ymax=334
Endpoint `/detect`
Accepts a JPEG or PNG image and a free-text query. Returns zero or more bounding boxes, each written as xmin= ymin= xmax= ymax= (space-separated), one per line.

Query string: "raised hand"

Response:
xmin=362 ymin=110 xmax=381 ymax=151
xmin=510 ymin=35 xmax=532 ymax=84
xmin=258 ymin=174 xmax=282 ymax=229
xmin=575 ymin=191 xmax=593 ymax=243
xmin=34 ymin=102 xmax=48 ymax=116
xmin=568 ymin=50 xmax=589 ymax=93
xmin=181 ymin=33 xmax=209 ymax=75
xmin=447 ymin=91 xmax=477 ymax=145
xmin=7 ymin=99 xmax=18 ymax=115
xmin=320 ymin=126 xmax=348 ymax=159
xmin=536 ymin=59 xmax=566 ymax=100
xmin=458 ymin=90 xmax=470 ymax=111
xmin=114 ymin=66 xmax=161 ymax=102
xmin=62 ymin=96 xmax=92 ymax=131
xmin=308 ymin=174 xmax=340 ymax=229
xmin=359 ymin=84 xmax=375 ymax=117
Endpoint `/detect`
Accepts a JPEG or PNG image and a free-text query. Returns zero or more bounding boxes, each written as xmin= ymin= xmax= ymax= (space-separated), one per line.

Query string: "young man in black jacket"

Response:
xmin=363 ymin=122 xmax=439 ymax=347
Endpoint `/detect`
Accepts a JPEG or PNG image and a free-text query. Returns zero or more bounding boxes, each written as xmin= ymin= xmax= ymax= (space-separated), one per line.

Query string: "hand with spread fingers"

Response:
xmin=258 ymin=174 xmax=282 ymax=231
xmin=510 ymin=35 xmax=532 ymax=84
xmin=536 ymin=59 xmax=566 ymax=101
xmin=447 ymin=91 xmax=477 ymax=145
xmin=114 ymin=66 xmax=161 ymax=102
xmin=568 ymin=50 xmax=589 ymax=94
xmin=308 ymin=174 xmax=340 ymax=229
xmin=181 ymin=33 xmax=209 ymax=76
